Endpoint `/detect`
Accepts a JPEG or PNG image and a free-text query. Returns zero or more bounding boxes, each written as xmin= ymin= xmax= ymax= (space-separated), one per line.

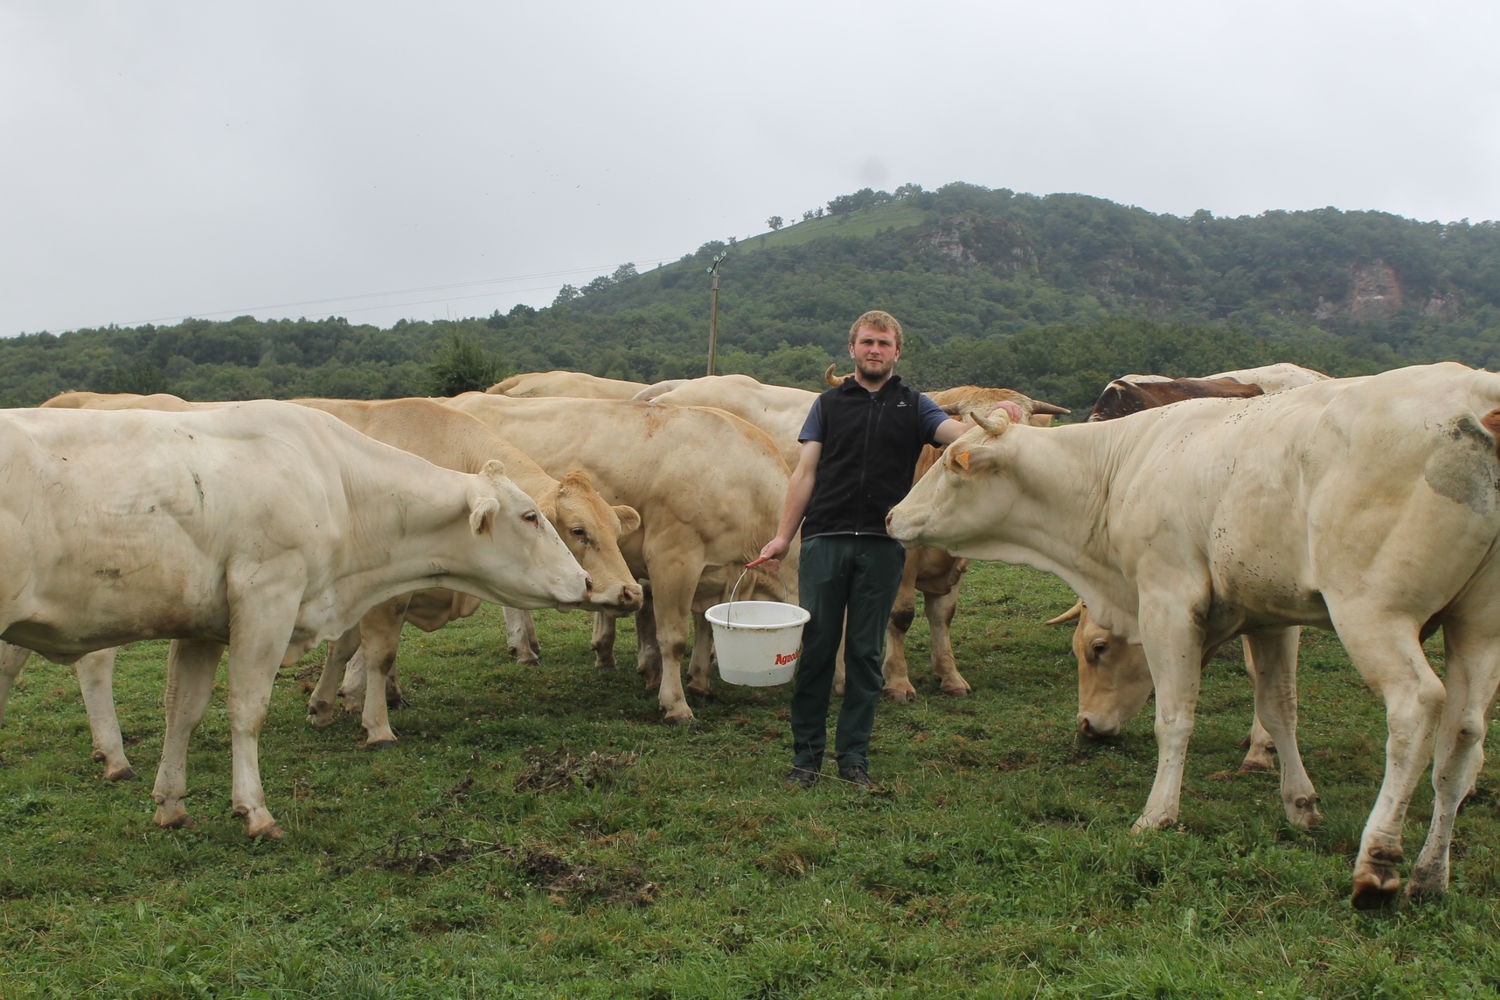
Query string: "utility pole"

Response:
xmin=705 ymin=250 xmax=727 ymax=375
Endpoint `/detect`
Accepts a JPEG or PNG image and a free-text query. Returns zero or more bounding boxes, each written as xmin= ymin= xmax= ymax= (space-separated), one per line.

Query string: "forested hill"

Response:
xmin=5 ymin=181 xmax=1498 ymax=413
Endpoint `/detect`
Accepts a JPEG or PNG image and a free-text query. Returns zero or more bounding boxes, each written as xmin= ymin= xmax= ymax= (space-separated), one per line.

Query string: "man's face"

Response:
xmin=849 ymin=325 xmax=900 ymax=381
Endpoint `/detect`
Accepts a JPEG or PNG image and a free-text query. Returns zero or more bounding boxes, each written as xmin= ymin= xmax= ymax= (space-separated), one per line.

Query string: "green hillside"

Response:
xmin=4 ymin=182 xmax=1497 ymax=411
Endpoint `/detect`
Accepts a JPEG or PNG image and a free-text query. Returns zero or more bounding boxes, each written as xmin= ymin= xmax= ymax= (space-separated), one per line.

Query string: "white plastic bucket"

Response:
xmin=705 ymin=599 xmax=810 ymax=686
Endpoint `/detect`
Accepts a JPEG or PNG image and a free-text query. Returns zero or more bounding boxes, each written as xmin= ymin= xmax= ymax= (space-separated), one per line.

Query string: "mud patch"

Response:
xmin=515 ymin=845 xmax=658 ymax=907
xmin=513 ymin=745 xmax=640 ymax=792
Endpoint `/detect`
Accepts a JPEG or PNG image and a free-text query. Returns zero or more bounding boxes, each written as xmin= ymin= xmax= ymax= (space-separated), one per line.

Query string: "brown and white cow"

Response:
xmin=889 ymin=363 xmax=1500 ymax=906
xmin=1086 ymin=363 xmax=1330 ymax=422
xmin=442 ymin=392 xmax=796 ymax=722
xmin=0 ymin=401 xmax=591 ymax=836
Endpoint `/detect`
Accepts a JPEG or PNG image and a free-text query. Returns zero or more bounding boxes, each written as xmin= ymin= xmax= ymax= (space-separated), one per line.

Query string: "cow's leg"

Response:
xmin=881 ymin=555 xmax=921 ymax=702
xmin=687 ymin=609 xmax=716 ymax=696
xmin=356 ymin=603 xmax=408 ymax=748
xmin=0 ymin=642 xmax=31 ymax=765
xmin=151 ymin=639 xmax=226 ymax=830
xmin=924 ymin=581 xmax=971 ymax=697
xmin=224 ymin=619 xmax=302 ymax=839
xmin=74 ymin=647 xmax=134 ymax=780
xmin=1243 ymin=627 xmax=1318 ymax=830
xmin=502 ymin=607 xmax=542 ymax=666
xmin=1332 ymin=617 xmax=1446 ymax=909
xmin=307 ymin=625 xmax=361 ymax=727
xmin=1236 ymin=634 xmax=1278 ymax=773
xmin=1410 ymin=612 xmax=1500 ymax=901
xmin=592 ymin=612 xmax=619 ymax=670
xmin=634 ymin=594 xmax=663 ymax=690
xmin=643 ymin=550 xmax=702 ymax=723
xmin=0 ymin=641 xmax=30 ymax=730
xmin=1130 ymin=604 xmax=1206 ymax=833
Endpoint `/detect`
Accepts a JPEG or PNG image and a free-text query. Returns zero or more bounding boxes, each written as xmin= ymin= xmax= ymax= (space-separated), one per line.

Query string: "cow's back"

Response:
xmin=1099 ymin=364 xmax=1500 ymax=630
xmin=444 ymin=394 xmax=788 ymax=561
xmin=0 ymin=404 xmax=350 ymax=654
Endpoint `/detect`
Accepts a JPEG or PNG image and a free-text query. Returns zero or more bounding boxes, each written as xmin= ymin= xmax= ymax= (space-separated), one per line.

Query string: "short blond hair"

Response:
xmin=848 ymin=309 xmax=903 ymax=350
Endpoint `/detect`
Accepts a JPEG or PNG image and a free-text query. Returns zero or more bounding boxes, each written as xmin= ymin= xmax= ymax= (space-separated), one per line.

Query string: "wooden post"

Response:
xmin=706 ymin=251 xmax=727 ymax=375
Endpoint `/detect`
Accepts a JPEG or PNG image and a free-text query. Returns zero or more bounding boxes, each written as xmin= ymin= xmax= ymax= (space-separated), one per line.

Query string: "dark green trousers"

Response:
xmin=790 ymin=534 xmax=907 ymax=773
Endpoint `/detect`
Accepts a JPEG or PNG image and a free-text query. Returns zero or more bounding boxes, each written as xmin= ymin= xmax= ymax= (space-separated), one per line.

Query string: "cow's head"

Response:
xmin=541 ymin=468 xmax=644 ymax=615
xmin=465 ymin=459 xmax=593 ymax=611
xmin=887 ymin=407 xmax=1021 ymax=560
xmin=1047 ymin=600 xmax=1153 ymax=740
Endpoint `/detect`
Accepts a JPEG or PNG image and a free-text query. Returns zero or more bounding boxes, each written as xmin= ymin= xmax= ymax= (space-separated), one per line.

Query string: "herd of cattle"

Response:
xmin=3 ymin=359 xmax=1498 ymax=909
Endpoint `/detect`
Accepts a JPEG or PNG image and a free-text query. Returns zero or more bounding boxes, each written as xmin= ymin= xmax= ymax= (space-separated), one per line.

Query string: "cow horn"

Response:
xmin=1032 ymin=400 xmax=1071 ymax=416
xmin=1044 ymin=601 xmax=1084 ymax=625
xmin=972 ymin=407 xmax=1011 ymax=434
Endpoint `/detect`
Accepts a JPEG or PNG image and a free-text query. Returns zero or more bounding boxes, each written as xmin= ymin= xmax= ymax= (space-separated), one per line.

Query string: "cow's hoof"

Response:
xmin=307 ymin=702 xmax=338 ymax=727
xmin=1351 ymin=851 xmax=1403 ymax=909
xmin=103 ymin=763 xmax=137 ymax=782
xmin=1288 ymin=796 xmax=1322 ymax=832
xmin=153 ymin=805 xmax=192 ymax=830
xmin=1405 ymin=859 xmax=1449 ymax=903
xmin=940 ymin=683 xmax=972 ymax=697
xmin=663 ymin=712 xmax=697 ymax=726
xmin=364 ymin=737 xmax=398 ymax=750
xmin=234 ymin=805 xmax=284 ymax=839
xmin=1351 ymin=877 xmax=1400 ymax=909
xmin=884 ymin=687 xmax=917 ymax=703
xmin=1129 ymin=813 xmax=1176 ymax=834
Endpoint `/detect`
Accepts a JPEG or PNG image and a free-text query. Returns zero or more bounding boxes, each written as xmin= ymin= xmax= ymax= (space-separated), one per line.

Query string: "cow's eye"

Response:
xmin=522 ymin=511 xmax=540 ymax=524
xmin=570 ymin=526 xmax=588 ymax=539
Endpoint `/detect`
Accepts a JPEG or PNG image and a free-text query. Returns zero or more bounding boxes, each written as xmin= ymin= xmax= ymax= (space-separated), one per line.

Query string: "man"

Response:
xmin=748 ymin=310 xmax=1020 ymax=789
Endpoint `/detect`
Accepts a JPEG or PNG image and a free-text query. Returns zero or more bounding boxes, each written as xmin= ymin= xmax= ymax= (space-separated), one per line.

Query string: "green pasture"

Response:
xmin=2 ymin=562 xmax=1498 ymax=998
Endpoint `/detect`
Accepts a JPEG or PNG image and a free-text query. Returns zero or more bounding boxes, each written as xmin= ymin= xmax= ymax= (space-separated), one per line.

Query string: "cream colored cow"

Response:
xmin=289 ymin=397 xmax=643 ymax=746
xmin=443 ymin=392 xmax=794 ymax=722
xmin=890 ymin=363 xmax=1500 ymax=906
xmin=0 ymin=402 xmax=591 ymax=836
xmin=487 ymin=370 xmax=648 ymax=399
xmin=30 ymin=391 xmax=642 ymax=753
xmin=1065 ymin=363 xmax=1332 ymax=765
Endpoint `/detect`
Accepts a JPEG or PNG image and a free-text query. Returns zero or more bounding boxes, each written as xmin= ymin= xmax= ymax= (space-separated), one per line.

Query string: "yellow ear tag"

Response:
xmin=953 ymin=449 xmax=972 ymax=471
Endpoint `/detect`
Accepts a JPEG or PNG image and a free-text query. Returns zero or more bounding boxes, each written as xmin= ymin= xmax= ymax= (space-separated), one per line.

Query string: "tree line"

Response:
xmin=4 ymin=183 xmax=1496 ymax=414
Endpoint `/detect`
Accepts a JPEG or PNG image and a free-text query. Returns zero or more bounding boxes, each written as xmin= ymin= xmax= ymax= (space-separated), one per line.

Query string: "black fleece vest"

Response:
xmin=802 ymin=376 xmax=929 ymax=539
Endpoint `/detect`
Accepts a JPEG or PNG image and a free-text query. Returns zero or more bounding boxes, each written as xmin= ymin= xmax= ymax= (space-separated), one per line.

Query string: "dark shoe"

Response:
xmin=838 ymin=764 xmax=873 ymax=787
xmin=784 ymin=765 xmax=821 ymax=789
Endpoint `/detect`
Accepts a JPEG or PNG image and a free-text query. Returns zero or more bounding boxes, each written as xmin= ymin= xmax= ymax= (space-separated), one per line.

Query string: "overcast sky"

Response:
xmin=4 ymin=1 xmax=1498 ymax=338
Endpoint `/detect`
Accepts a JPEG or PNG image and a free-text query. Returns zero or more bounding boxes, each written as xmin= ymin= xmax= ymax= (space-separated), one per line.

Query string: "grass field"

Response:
xmin=2 ymin=561 xmax=1498 ymax=998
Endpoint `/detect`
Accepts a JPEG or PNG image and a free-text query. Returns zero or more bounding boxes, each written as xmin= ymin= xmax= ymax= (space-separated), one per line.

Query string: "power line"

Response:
xmin=117 ymin=257 xmax=679 ymax=327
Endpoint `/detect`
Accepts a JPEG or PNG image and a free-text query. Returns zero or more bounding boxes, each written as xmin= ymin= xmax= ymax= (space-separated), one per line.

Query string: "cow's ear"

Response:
xmin=479 ymin=458 xmax=508 ymax=484
xmin=947 ymin=448 xmax=972 ymax=472
xmin=469 ymin=496 xmax=499 ymax=535
xmin=614 ymin=504 xmax=642 ymax=535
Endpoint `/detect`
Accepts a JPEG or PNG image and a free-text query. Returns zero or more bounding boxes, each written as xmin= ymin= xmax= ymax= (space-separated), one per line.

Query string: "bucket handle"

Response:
xmin=725 ymin=567 xmax=750 ymax=624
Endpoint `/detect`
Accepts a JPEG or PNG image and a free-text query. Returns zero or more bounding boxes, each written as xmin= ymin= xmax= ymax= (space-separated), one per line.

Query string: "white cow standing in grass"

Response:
xmin=888 ymin=363 xmax=1500 ymax=906
xmin=0 ymin=402 xmax=592 ymax=837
